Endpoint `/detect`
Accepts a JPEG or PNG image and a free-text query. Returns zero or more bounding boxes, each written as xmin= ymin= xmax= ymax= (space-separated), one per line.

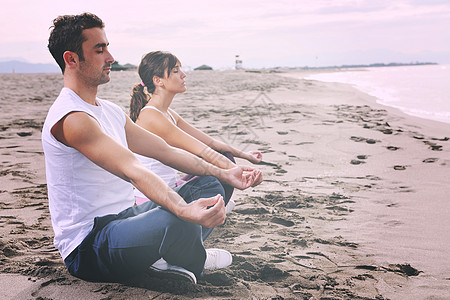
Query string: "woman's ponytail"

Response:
xmin=129 ymin=83 xmax=150 ymax=122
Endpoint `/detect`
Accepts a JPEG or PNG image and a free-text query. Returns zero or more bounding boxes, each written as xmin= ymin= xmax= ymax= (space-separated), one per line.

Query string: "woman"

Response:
xmin=130 ymin=51 xmax=262 ymax=206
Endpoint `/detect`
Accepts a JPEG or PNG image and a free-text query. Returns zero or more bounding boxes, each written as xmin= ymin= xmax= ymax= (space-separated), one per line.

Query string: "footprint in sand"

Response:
xmin=202 ymin=272 xmax=234 ymax=286
xmin=351 ymin=155 xmax=369 ymax=165
xmin=431 ymin=136 xmax=449 ymax=141
xmin=350 ymin=136 xmax=378 ymax=144
xmin=423 ymin=158 xmax=438 ymax=163
xmin=393 ymin=165 xmax=407 ymax=170
xmin=276 ymin=131 xmax=289 ymax=135
xmin=270 ymin=216 xmax=295 ymax=227
xmin=386 ymin=264 xmax=422 ymax=276
xmin=423 ymin=141 xmax=443 ymax=151
xmin=429 ymin=145 xmax=443 ymax=151
xmin=386 ymin=146 xmax=400 ymax=151
xmin=17 ymin=132 xmax=33 ymax=137
xmin=379 ymin=128 xmax=393 ymax=134
xmin=235 ymin=207 xmax=270 ymax=215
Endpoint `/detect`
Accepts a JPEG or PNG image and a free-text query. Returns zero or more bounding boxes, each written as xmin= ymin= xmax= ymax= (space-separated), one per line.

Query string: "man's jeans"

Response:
xmin=64 ymin=175 xmax=225 ymax=282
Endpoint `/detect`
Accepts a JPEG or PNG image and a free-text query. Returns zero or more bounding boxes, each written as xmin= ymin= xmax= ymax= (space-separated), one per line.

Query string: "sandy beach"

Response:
xmin=0 ymin=69 xmax=449 ymax=299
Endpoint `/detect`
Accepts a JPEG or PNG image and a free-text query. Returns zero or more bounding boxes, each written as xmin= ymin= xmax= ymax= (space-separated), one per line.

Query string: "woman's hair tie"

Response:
xmin=140 ymin=81 xmax=145 ymax=87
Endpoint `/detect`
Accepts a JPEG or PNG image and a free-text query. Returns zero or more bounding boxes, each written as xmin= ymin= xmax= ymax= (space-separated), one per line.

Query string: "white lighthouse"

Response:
xmin=235 ymin=55 xmax=243 ymax=70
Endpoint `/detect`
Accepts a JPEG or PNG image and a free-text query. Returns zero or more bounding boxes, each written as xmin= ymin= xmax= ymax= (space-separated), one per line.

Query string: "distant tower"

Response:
xmin=235 ymin=55 xmax=243 ymax=70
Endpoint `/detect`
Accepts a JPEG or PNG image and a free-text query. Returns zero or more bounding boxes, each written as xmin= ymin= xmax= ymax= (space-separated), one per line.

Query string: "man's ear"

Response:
xmin=63 ymin=51 xmax=79 ymax=69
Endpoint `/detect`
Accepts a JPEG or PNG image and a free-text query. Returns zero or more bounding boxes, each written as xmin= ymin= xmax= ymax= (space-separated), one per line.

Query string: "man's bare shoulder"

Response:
xmin=51 ymin=111 xmax=101 ymax=147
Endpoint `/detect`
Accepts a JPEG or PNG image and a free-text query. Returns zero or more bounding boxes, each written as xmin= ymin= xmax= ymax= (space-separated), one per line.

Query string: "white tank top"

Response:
xmin=42 ymin=88 xmax=134 ymax=259
xmin=134 ymin=106 xmax=180 ymax=198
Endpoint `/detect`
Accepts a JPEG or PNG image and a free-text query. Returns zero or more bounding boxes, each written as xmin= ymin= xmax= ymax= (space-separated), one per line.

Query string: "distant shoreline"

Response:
xmin=0 ymin=60 xmax=438 ymax=74
xmin=293 ymin=61 xmax=438 ymax=70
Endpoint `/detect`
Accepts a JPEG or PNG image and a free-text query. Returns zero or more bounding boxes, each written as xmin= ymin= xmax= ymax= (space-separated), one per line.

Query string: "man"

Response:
xmin=43 ymin=12 xmax=262 ymax=284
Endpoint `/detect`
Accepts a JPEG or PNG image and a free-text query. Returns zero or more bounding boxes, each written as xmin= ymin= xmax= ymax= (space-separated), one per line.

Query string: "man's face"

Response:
xmin=78 ymin=27 xmax=114 ymax=87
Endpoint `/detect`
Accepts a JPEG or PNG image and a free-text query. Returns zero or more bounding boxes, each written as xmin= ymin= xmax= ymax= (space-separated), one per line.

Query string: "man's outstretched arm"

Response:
xmin=51 ymin=111 xmax=226 ymax=228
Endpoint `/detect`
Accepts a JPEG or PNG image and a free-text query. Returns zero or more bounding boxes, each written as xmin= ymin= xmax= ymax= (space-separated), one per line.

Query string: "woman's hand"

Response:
xmin=245 ymin=151 xmax=262 ymax=164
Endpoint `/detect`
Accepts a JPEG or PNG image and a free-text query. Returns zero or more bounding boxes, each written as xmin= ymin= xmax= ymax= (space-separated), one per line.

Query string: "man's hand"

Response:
xmin=248 ymin=169 xmax=263 ymax=187
xmin=177 ymin=195 xmax=226 ymax=228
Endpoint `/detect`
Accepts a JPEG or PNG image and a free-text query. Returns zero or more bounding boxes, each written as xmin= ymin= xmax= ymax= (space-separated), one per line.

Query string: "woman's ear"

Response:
xmin=63 ymin=51 xmax=79 ymax=70
xmin=153 ymin=75 xmax=164 ymax=88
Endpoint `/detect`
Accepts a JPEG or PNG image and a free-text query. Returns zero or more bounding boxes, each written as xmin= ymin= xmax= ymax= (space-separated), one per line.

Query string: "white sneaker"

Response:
xmin=225 ymin=199 xmax=235 ymax=215
xmin=148 ymin=258 xmax=197 ymax=284
xmin=204 ymin=249 xmax=232 ymax=270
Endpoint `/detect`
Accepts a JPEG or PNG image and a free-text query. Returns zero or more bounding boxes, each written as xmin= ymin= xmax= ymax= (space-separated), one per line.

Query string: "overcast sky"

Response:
xmin=1 ymin=0 xmax=449 ymax=69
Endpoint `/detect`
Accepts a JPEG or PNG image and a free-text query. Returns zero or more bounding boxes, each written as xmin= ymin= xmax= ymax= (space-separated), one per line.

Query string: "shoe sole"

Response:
xmin=147 ymin=266 xmax=197 ymax=284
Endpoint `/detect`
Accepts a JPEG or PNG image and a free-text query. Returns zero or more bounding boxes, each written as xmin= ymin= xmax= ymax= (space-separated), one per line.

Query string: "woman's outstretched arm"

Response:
xmin=136 ymin=108 xmax=236 ymax=169
xmin=171 ymin=109 xmax=262 ymax=164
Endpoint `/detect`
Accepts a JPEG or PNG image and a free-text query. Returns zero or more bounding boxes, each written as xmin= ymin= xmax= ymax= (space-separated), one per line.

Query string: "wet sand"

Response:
xmin=0 ymin=69 xmax=449 ymax=299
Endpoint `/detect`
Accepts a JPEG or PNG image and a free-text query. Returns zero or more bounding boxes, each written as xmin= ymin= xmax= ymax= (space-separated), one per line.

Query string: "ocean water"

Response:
xmin=306 ymin=64 xmax=450 ymax=125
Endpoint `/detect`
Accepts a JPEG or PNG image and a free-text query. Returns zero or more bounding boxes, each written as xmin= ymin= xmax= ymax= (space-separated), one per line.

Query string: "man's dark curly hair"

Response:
xmin=48 ymin=13 xmax=104 ymax=73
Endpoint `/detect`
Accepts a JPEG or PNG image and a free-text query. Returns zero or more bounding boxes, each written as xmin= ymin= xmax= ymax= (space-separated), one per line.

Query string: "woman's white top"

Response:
xmin=134 ymin=106 xmax=180 ymax=199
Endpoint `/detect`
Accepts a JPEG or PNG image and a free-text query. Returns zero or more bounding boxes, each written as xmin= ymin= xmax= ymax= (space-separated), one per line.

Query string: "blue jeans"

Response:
xmin=180 ymin=151 xmax=235 ymax=204
xmin=64 ymin=175 xmax=225 ymax=282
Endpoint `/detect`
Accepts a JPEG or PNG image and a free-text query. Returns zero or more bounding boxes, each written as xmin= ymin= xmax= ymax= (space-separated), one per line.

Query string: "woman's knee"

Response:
xmin=199 ymin=176 xmax=225 ymax=196
xmin=165 ymin=215 xmax=202 ymax=238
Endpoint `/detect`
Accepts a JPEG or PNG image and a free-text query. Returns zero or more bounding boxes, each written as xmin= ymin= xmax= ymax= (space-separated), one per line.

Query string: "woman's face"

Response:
xmin=162 ymin=62 xmax=187 ymax=94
